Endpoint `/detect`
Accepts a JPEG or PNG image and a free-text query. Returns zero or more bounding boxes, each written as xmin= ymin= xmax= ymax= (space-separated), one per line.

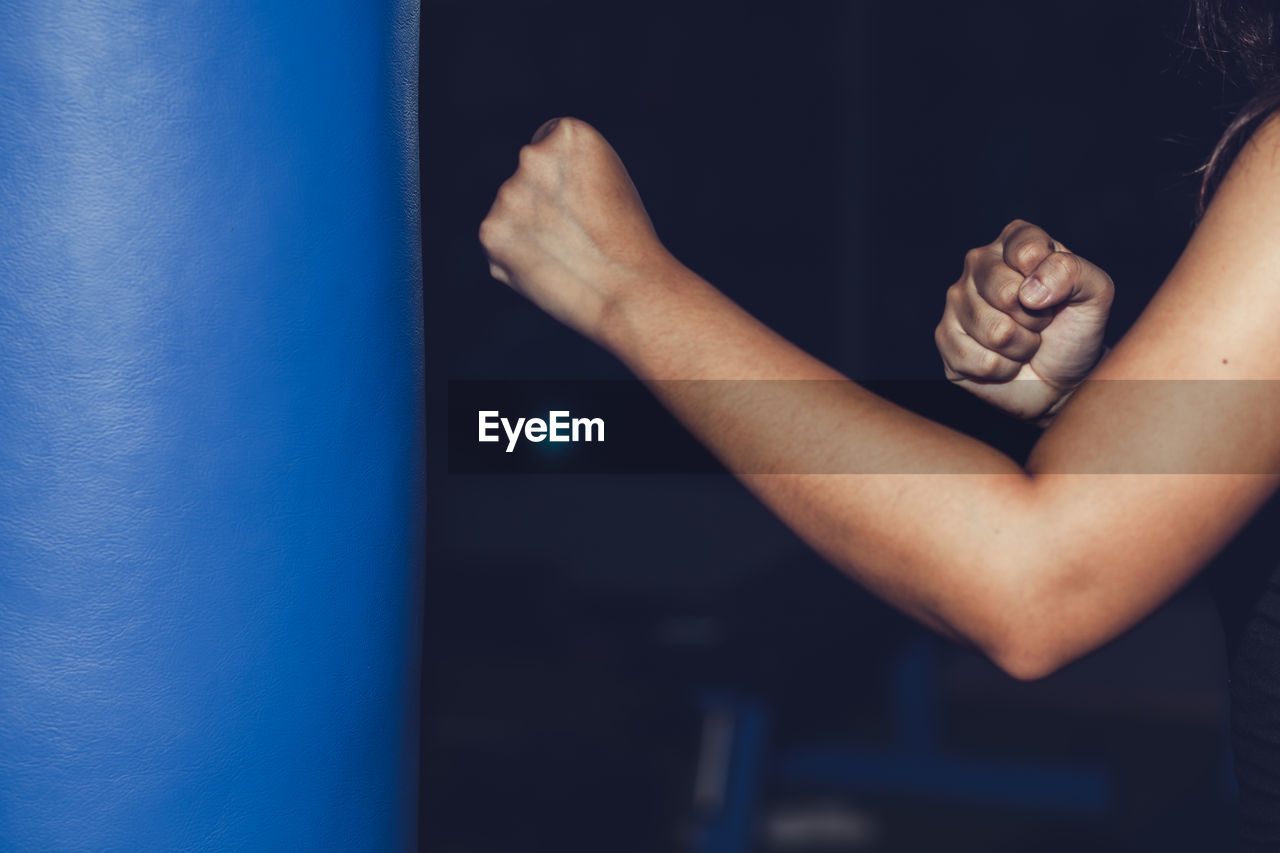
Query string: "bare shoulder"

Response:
xmin=1230 ymin=110 xmax=1280 ymax=173
xmin=1208 ymin=111 xmax=1280 ymax=224
xmin=1085 ymin=112 xmax=1280 ymax=382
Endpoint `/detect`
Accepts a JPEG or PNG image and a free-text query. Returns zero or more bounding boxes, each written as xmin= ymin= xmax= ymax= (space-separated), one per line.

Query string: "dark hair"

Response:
xmin=1192 ymin=0 xmax=1280 ymax=213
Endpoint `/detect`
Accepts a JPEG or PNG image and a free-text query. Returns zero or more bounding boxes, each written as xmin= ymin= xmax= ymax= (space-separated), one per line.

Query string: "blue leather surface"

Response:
xmin=0 ymin=3 xmax=423 ymax=850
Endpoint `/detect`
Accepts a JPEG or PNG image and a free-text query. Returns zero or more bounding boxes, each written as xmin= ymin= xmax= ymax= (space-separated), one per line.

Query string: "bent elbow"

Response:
xmin=990 ymin=643 xmax=1066 ymax=682
xmin=985 ymin=606 xmax=1082 ymax=682
xmin=978 ymin=575 xmax=1076 ymax=682
xmin=970 ymin=538 xmax=1088 ymax=682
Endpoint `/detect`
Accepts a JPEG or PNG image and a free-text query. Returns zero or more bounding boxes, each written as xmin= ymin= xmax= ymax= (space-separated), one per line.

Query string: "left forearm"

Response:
xmin=598 ymin=260 xmax=1041 ymax=656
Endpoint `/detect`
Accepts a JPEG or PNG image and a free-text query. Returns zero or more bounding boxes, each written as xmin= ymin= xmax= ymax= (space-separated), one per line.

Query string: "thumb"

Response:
xmin=1018 ymin=250 xmax=1113 ymax=311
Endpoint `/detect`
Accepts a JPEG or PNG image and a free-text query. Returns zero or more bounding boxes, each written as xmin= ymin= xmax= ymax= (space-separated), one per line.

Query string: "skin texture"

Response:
xmin=479 ymin=115 xmax=1280 ymax=680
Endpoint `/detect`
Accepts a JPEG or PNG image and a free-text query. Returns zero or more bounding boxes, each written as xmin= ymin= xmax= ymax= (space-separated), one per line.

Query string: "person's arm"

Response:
xmin=479 ymin=116 xmax=1280 ymax=679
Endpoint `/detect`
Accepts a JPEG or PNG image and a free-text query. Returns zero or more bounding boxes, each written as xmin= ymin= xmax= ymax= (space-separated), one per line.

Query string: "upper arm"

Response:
xmin=1011 ymin=116 xmax=1280 ymax=674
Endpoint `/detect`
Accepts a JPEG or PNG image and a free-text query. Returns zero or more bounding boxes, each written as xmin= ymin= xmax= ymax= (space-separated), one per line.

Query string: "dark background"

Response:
xmin=419 ymin=2 xmax=1256 ymax=850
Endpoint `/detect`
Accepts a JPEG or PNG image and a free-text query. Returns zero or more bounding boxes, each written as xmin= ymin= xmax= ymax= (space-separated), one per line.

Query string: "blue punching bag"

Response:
xmin=0 ymin=3 xmax=423 ymax=850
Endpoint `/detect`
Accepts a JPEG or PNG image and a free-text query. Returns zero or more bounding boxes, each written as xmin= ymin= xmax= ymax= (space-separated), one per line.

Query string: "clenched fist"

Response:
xmin=935 ymin=220 xmax=1114 ymax=423
xmin=479 ymin=117 xmax=677 ymax=343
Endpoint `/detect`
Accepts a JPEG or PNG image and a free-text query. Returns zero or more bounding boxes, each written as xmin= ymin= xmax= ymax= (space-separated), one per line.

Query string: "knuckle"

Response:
xmin=539 ymin=116 xmax=586 ymax=148
xmin=934 ymin=321 xmax=951 ymax=351
xmin=994 ymin=279 xmax=1022 ymax=311
xmin=517 ymin=144 xmax=541 ymax=169
xmin=1011 ymin=239 xmax=1045 ymax=271
xmin=963 ymin=247 xmax=985 ymax=269
xmin=478 ymin=216 xmax=507 ymax=247
xmin=944 ymin=281 xmax=964 ymax=311
xmin=975 ymin=348 xmax=1000 ymax=374
xmin=935 ymin=335 xmax=962 ymax=378
xmin=935 ymin=322 xmax=965 ymax=362
xmin=496 ymin=178 xmax=527 ymax=207
xmin=985 ymin=314 xmax=1018 ymax=348
xmin=976 ymin=268 xmax=1018 ymax=309
xmin=567 ymin=120 xmax=607 ymax=156
xmin=1043 ymin=251 xmax=1081 ymax=281
xmin=557 ymin=116 xmax=591 ymax=139
xmin=999 ymin=219 xmax=1030 ymax=242
xmin=975 ymin=347 xmax=1009 ymax=377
